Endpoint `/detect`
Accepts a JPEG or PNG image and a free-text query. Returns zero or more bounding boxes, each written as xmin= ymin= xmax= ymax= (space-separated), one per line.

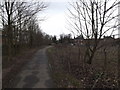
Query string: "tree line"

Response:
xmin=0 ymin=0 xmax=52 ymax=61
xmin=52 ymin=34 xmax=72 ymax=44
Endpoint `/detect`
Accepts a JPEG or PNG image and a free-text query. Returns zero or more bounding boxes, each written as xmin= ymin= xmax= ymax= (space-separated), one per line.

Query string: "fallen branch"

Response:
xmin=91 ymin=72 xmax=104 ymax=89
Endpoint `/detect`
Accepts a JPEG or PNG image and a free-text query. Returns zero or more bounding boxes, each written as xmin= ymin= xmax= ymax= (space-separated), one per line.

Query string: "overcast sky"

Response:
xmin=38 ymin=0 xmax=120 ymax=38
xmin=39 ymin=0 xmax=72 ymax=38
xmin=1 ymin=0 xmax=119 ymax=38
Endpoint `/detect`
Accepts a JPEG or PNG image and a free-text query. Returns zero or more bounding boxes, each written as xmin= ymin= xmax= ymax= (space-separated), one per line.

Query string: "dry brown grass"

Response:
xmin=47 ymin=44 xmax=118 ymax=88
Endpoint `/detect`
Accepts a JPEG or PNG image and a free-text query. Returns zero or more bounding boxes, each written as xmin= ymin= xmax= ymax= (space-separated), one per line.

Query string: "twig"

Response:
xmin=91 ymin=72 xmax=104 ymax=90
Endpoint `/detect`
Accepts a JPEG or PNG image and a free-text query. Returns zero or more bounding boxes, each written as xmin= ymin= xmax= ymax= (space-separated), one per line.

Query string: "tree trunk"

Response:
xmin=118 ymin=39 xmax=120 ymax=89
xmin=7 ymin=25 xmax=12 ymax=61
xmin=103 ymin=48 xmax=107 ymax=73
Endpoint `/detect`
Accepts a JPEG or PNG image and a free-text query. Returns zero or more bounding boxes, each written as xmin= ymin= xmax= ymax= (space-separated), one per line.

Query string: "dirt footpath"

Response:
xmin=13 ymin=46 xmax=54 ymax=88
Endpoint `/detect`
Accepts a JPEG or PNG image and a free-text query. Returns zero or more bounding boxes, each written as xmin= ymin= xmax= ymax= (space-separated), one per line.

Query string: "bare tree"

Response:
xmin=67 ymin=0 xmax=120 ymax=88
xmin=67 ymin=0 xmax=120 ymax=64
xmin=118 ymin=2 xmax=120 ymax=89
xmin=0 ymin=0 xmax=47 ymax=60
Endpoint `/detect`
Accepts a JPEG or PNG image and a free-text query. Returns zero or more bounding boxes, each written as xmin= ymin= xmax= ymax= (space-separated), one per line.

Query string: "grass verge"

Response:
xmin=46 ymin=45 xmax=118 ymax=88
xmin=46 ymin=46 xmax=83 ymax=88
